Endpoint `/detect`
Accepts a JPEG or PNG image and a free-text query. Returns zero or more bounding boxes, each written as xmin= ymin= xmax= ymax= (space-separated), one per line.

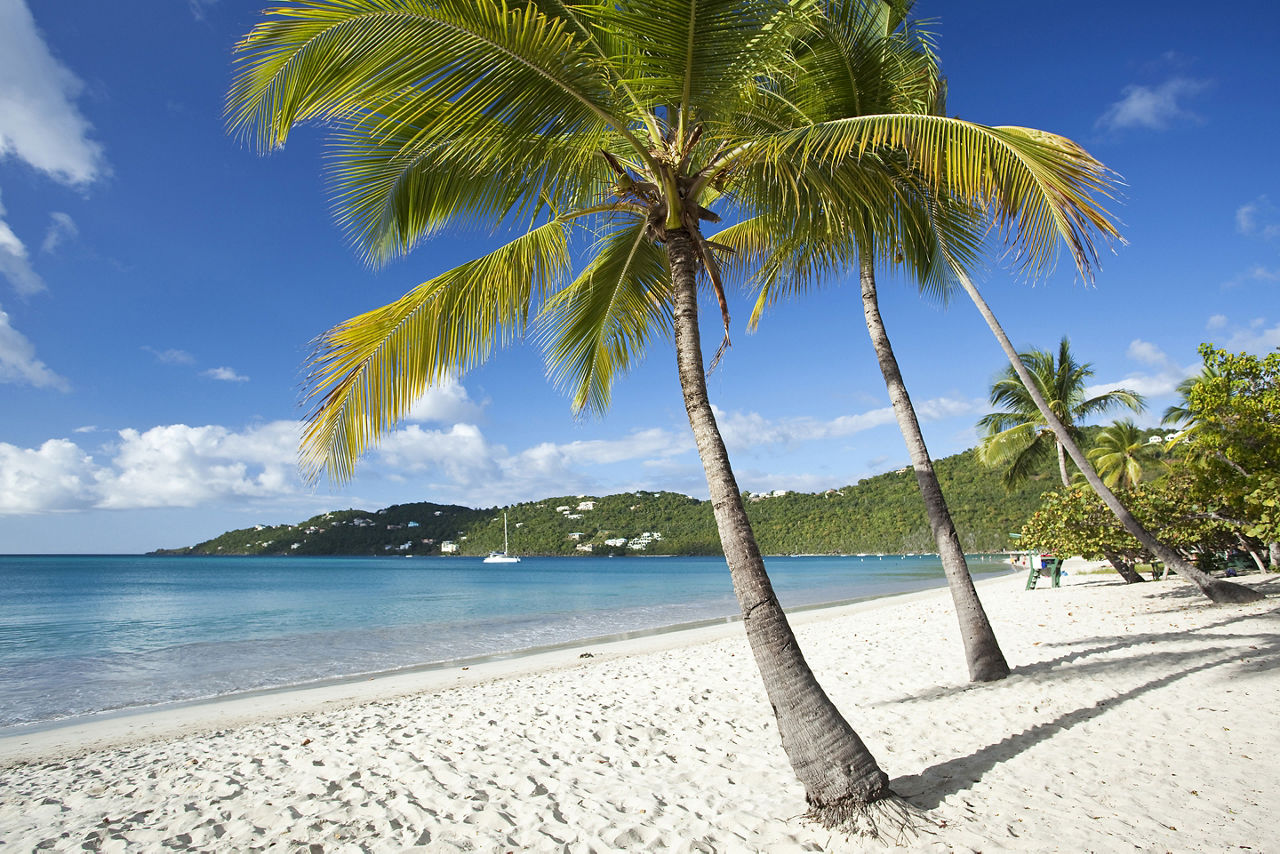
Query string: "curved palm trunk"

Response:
xmin=956 ymin=273 xmax=1262 ymax=604
xmin=1056 ymin=441 xmax=1070 ymax=487
xmin=859 ymin=262 xmax=1009 ymax=681
xmin=668 ymin=229 xmax=896 ymax=828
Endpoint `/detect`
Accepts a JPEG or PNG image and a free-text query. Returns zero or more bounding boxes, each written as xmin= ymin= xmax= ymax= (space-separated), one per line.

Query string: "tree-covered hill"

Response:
xmin=154 ymin=443 xmax=1065 ymax=557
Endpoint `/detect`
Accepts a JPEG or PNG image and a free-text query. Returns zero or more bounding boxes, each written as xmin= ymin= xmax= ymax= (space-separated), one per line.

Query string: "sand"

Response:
xmin=1 ymin=562 xmax=1276 ymax=852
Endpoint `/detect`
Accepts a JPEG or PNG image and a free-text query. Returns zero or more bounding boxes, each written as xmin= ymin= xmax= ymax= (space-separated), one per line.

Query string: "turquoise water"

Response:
xmin=0 ymin=553 xmax=1010 ymax=729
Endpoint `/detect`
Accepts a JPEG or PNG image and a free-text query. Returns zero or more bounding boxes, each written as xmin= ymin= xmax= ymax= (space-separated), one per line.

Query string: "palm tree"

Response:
xmin=1161 ymin=364 xmax=1221 ymax=430
xmin=227 ymin=0 xmax=1233 ymax=824
xmin=1087 ymin=419 xmax=1149 ymax=491
xmin=978 ymin=337 xmax=1145 ymax=488
xmin=956 ymin=279 xmax=1263 ymax=603
xmin=733 ymin=2 xmax=1009 ymax=682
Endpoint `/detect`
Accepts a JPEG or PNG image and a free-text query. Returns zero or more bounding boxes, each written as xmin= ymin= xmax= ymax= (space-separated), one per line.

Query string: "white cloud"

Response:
xmin=537 ymin=428 xmax=687 ymax=466
xmin=40 ymin=211 xmax=76 ymax=254
xmin=712 ymin=396 xmax=984 ymax=451
xmin=913 ymin=396 xmax=986 ymax=421
xmin=1221 ymin=264 xmax=1280 ymax=290
xmin=1096 ymin=77 xmax=1208 ymax=131
xmin=202 ymin=366 xmax=250 ymax=382
xmin=1222 ymin=321 xmax=1280 ymax=355
xmin=0 ymin=213 xmax=44 ymax=295
xmin=0 ymin=421 xmax=307 ymax=514
xmin=371 ymin=423 xmax=689 ymax=504
xmin=1086 ymin=339 xmax=1199 ymax=403
xmin=1206 ymin=314 xmax=1228 ymax=330
xmin=713 ymin=406 xmax=891 ymax=448
xmin=99 ymin=422 xmax=303 ymax=509
xmin=0 ymin=2 xmax=105 ymax=296
xmin=1126 ymin=338 xmax=1170 ymax=367
xmin=403 ymin=378 xmax=484 ymax=424
xmin=1087 ymin=374 xmax=1182 ymax=400
xmin=0 ymin=392 xmax=995 ymax=517
xmin=143 ymin=346 xmax=196 ymax=365
xmin=1236 ymin=196 xmax=1280 ymax=241
xmin=375 ymin=423 xmax=502 ymax=485
xmin=0 ymin=305 xmax=67 ymax=389
xmin=0 ymin=1 xmax=106 ymax=185
xmin=0 ymin=439 xmax=98 ymax=513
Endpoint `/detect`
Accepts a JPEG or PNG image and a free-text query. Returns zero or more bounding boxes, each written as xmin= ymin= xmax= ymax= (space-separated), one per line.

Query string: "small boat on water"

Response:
xmin=483 ymin=513 xmax=521 ymax=564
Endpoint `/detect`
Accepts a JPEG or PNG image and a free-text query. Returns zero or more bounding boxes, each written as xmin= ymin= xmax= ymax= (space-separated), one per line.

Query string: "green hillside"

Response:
xmin=154 ymin=444 xmax=1061 ymax=557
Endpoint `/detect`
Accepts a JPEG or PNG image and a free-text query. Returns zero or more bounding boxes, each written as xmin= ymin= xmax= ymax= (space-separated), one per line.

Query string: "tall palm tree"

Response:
xmin=978 ymin=337 xmax=1145 ymax=488
xmin=227 ymin=0 xmax=1210 ymax=824
xmin=731 ymin=2 xmax=1009 ymax=682
xmin=1087 ymin=418 xmax=1149 ymax=491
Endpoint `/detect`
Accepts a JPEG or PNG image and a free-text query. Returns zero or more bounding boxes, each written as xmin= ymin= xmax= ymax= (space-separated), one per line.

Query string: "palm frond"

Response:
xmin=228 ymin=0 xmax=631 ymax=153
xmin=1075 ymin=389 xmax=1146 ymax=419
xmin=328 ymin=95 xmax=612 ymax=263
xmin=976 ymin=420 xmax=1038 ymax=467
xmin=735 ymin=114 xmax=1121 ymax=280
xmin=540 ymin=217 xmax=672 ymax=416
xmin=1086 ymin=418 xmax=1147 ymax=490
xmin=301 ymin=218 xmax=571 ymax=482
xmin=603 ymin=0 xmax=821 ymax=124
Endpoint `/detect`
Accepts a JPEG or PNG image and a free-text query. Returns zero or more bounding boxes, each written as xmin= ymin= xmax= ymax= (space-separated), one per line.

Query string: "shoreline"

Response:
xmin=3 ymin=563 xmax=1276 ymax=851
xmin=0 ymin=558 xmax=1012 ymax=744
xmin=0 ymin=571 xmax=997 ymax=766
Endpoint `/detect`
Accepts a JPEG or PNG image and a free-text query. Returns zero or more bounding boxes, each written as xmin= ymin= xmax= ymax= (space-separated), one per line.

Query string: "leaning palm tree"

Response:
xmin=227 ymin=0 xmax=1252 ymax=825
xmin=978 ymin=337 xmax=1145 ymax=488
xmin=726 ymin=1 xmax=1009 ymax=682
xmin=954 ymin=277 xmax=1263 ymax=603
xmin=1087 ymin=418 xmax=1149 ymax=490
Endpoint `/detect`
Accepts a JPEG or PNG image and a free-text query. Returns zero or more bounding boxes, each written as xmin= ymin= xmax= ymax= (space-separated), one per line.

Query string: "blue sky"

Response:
xmin=1 ymin=1 xmax=1277 ymax=553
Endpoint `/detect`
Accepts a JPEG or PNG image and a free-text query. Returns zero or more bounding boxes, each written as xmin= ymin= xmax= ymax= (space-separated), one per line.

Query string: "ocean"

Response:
xmin=0 ymin=553 xmax=1011 ymax=731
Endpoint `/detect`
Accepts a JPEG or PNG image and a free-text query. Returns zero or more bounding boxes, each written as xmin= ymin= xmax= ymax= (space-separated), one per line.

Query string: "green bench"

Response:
xmin=1026 ymin=556 xmax=1063 ymax=590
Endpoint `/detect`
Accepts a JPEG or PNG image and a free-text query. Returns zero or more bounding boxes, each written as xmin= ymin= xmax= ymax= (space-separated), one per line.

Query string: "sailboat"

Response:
xmin=483 ymin=513 xmax=521 ymax=563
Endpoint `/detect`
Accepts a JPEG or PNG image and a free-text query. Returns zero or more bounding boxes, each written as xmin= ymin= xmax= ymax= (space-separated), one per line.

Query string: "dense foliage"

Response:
xmin=1020 ymin=345 xmax=1279 ymax=570
xmin=154 ymin=447 xmax=1054 ymax=557
xmin=1020 ymin=479 xmax=1239 ymax=572
xmin=1180 ymin=346 xmax=1280 ymax=547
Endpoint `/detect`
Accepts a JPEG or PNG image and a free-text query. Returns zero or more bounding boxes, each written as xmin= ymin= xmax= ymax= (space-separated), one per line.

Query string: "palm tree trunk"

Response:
xmin=859 ymin=261 xmax=1009 ymax=682
xmin=667 ymin=229 xmax=897 ymax=828
xmin=1270 ymin=542 xmax=1279 ymax=571
xmin=1237 ymin=536 xmax=1266 ymax=573
xmin=955 ymin=273 xmax=1263 ymax=604
xmin=1056 ymin=441 xmax=1070 ymax=487
xmin=1101 ymin=549 xmax=1146 ymax=584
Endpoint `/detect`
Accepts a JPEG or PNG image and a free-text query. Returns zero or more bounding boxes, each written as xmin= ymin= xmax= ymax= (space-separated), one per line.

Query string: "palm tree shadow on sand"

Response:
xmin=1144 ymin=573 xmax=1280 ymax=605
xmin=890 ymin=627 xmax=1280 ymax=810
xmin=871 ymin=578 xmax=1279 ymax=709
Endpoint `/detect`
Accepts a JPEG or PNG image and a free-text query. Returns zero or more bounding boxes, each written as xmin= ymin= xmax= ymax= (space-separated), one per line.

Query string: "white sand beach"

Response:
xmin=1 ymin=563 xmax=1276 ymax=852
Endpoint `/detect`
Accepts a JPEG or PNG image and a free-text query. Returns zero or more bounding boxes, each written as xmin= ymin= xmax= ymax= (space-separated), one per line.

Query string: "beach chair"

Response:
xmin=1026 ymin=556 xmax=1063 ymax=590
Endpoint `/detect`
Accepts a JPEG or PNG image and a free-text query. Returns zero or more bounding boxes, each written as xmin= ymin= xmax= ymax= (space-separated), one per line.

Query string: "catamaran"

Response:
xmin=483 ymin=513 xmax=521 ymax=563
